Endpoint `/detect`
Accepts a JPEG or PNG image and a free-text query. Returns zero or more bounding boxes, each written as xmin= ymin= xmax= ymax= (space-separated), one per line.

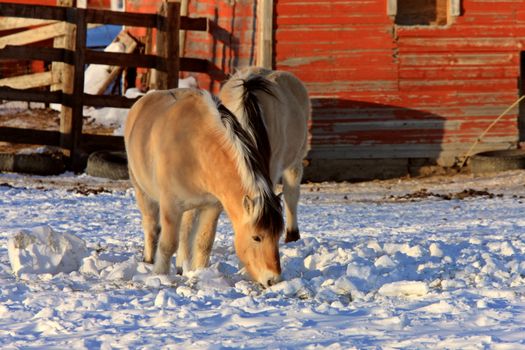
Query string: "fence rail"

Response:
xmin=0 ymin=1 xmax=209 ymax=170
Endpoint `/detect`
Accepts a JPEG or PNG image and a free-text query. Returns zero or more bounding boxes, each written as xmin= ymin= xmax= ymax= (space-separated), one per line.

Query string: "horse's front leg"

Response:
xmin=154 ymin=201 xmax=183 ymax=275
xmin=175 ymin=209 xmax=198 ymax=275
xmin=282 ymin=162 xmax=303 ymax=243
xmin=191 ymin=203 xmax=222 ymax=270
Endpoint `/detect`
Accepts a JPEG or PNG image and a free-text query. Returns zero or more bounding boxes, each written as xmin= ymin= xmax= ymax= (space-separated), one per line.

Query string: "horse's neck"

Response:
xmin=199 ymin=141 xmax=251 ymax=225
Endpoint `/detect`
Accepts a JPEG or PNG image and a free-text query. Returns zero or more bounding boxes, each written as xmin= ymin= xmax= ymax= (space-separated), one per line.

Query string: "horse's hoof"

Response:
xmin=175 ymin=266 xmax=183 ymax=275
xmin=153 ymin=264 xmax=170 ymax=275
xmin=285 ymin=229 xmax=300 ymax=243
xmin=143 ymin=257 xmax=154 ymax=264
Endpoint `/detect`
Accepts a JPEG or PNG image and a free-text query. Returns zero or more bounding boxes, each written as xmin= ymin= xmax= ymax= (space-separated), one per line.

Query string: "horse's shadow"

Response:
xmin=305 ymin=98 xmax=448 ymax=182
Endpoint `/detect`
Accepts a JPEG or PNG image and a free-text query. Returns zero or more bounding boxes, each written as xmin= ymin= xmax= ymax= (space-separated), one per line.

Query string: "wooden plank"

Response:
xmin=0 ymin=86 xmax=65 ymax=104
xmin=153 ymin=1 xmax=180 ymax=89
xmin=180 ymin=16 xmax=207 ymax=32
xmin=81 ymin=134 xmax=125 ymax=153
xmin=278 ymin=1 xmax=389 ymax=14
xmin=179 ymin=0 xmax=189 ymax=56
xmin=257 ymin=0 xmax=273 ymax=68
xmin=450 ymin=0 xmax=461 ymax=16
xmin=386 ymin=0 xmax=397 ymax=16
xmin=0 ymin=127 xmax=61 ymax=147
xmin=165 ymin=1 xmax=180 ymax=89
xmin=0 ymin=46 xmax=74 ymax=64
xmin=84 ymin=50 xmax=162 ymax=69
xmin=83 ymin=94 xmax=140 ymax=108
xmin=0 ymin=18 xmax=57 ymax=30
xmin=180 ymin=57 xmax=208 ymax=73
xmin=51 ymin=0 xmax=74 ymax=92
xmin=68 ymin=8 xmax=87 ymax=170
xmin=0 ymin=3 xmax=69 ymax=22
xmin=85 ymin=8 xmax=158 ymax=27
xmin=0 ymin=22 xmax=67 ymax=48
xmin=397 ymin=37 xmax=521 ymax=52
xmin=0 ymin=71 xmax=54 ymax=89
xmin=143 ymin=27 xmax=153 ymax=89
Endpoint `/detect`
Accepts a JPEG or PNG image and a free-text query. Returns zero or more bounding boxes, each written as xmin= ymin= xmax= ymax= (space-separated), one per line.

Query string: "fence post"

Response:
xmin=65 ymin=7 xmax=87 ymax=171
xmin=155 ymin=0 xmax=180 ymax=89
xmin=52 ymin=0 xmax=74 ymax=93
xmin=56 ymin=0 xmax=76 ymax=165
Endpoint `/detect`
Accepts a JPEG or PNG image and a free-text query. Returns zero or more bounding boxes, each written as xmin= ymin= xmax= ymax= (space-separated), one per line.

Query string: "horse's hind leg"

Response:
xmin=154 ymin=199 xmax=183 ymax=275
xmin=131 ymin=174 xmax=160 ymax=264
xmin=175 ymin=209 xmax=198 ymax=274
xmin=282 ymin=162 xmax=303 ymax=243
xmin=191 ymin=203 xmax=222 ymax=270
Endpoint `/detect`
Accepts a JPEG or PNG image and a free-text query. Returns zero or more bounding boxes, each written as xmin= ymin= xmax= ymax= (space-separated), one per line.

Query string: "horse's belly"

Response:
xmin=180 ymin=193 xmax=219 ymax=211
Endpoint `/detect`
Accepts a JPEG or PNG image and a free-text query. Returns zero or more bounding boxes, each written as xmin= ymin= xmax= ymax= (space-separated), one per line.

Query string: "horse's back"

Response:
xmin=124 ymin=88 xmax=219 ymax=200
xmin=234 ymin=67 xmax=310 ymax=125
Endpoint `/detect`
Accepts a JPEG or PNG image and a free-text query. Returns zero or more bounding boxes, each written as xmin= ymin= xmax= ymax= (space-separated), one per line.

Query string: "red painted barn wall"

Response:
xmin=125 ymin=0 xmax=256 ymax=92
xmin=121 ymin=1 xmax=525 ymax=171
xmin=275 ymin=0 xmax=525 ymax=166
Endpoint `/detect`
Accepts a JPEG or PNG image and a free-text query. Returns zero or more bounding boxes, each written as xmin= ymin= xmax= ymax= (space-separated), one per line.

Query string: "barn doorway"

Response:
xmin=518 ymin=51 xmax=525 ymax=142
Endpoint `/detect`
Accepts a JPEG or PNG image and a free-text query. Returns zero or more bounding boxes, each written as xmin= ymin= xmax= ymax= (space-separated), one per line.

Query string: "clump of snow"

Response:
xmin=378 ymin=280 xmax=429 ymax=298
xmin=178 ymin=76 xmax=198 ymax=89
xmin=7 ymin=226 xmax=89 ymax=276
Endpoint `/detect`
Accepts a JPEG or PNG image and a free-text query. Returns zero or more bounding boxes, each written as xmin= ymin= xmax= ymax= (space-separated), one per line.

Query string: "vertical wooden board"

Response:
xmin=164 ymin=1 xmax=180 ymax=89
xmin=256 ymin=0 xmax=273 ymax=68
xmin=70 ymin=8 xmax=87 ymax=170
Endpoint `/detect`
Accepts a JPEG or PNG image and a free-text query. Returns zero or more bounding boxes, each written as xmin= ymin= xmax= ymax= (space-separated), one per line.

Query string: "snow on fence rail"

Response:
xmin=0 ymin=2 xmax=209 ymax=171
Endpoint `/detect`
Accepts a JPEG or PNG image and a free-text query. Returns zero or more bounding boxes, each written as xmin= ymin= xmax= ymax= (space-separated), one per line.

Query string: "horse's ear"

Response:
xmin=243 ymin=195 xmax=254 ymax=215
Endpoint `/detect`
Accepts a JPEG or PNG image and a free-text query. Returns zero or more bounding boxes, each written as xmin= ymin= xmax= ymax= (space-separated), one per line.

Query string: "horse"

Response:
xmin=124 ymin=88 xmax=284 ymax=287
xmin=175 ymin=67 xmax=310 ymax=276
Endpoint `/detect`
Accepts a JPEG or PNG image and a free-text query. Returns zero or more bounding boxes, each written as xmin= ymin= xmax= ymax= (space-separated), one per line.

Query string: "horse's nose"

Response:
xmin=266 ymin=275 xmax=281 ymax=287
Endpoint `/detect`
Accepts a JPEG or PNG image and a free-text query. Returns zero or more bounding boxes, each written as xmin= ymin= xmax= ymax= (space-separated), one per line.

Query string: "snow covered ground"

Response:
xmin=1 ymin=170 xmax=525 ymax=349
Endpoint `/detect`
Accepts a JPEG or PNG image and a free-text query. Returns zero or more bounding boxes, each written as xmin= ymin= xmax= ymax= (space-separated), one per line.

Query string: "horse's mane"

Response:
xmin=215 ymin=97 xmax=283 ymax=239
xmin=222 ymin=72 xmax=276 ymax=172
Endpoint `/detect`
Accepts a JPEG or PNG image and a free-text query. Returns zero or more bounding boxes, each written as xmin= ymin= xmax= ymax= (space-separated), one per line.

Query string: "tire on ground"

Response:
xmin=85 ymin=151 xmax=129 ymax=180
xmin=0 ymin=153 xmax=65 ymax=175
xmin=470 ymin=149 xmax=525 ymax=174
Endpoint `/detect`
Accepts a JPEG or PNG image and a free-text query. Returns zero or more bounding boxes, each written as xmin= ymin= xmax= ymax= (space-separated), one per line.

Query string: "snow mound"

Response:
xmin=178 ymin=76 xmax=198 ymax=89
xmin=7 ymin=226 xmax=89 ymax=276
xmin=378 ymin=280 xmax=429 ymax=298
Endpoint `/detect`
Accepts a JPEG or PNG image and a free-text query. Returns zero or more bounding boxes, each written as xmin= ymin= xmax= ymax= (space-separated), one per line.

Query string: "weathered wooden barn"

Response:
xmin=3 ymin=0 xmax=525 ymax=180
xmin=125 ymin=0 xmax=525 ymax=180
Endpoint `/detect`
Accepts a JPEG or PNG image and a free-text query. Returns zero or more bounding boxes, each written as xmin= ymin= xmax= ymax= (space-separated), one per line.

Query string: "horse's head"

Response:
xmin=234 ymin=195 xmax=282 ymax=288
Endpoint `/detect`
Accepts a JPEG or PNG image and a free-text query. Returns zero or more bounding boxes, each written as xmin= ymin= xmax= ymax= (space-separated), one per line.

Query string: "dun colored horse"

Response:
xmin=124 ymin=88 xmax=284 ymax=287
xmin=176 ymin=67 xmax=310 ymax=276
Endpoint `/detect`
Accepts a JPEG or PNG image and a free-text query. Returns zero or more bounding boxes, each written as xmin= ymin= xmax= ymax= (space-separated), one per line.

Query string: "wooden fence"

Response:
xmin=0 ymin=2 xmax=209 ymax=170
